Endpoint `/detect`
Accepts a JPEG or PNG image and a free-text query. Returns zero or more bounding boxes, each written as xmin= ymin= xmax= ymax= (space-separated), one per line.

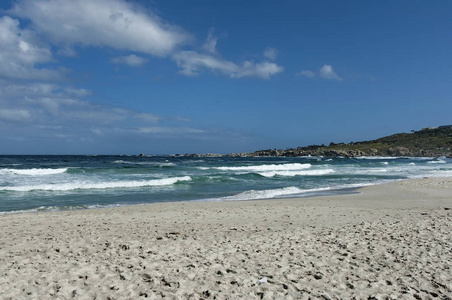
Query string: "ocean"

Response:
xmin=1 ymin=155 xmax=451 ymax=214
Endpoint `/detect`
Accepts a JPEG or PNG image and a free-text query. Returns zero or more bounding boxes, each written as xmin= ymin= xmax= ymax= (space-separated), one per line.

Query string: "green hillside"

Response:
xmin=249 ymin=126 xmax=452 ymax=158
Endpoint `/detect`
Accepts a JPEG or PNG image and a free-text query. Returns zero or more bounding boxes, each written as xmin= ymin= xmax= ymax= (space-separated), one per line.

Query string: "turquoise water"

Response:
xmin=1 ymin=155 xmax=451 ymax=214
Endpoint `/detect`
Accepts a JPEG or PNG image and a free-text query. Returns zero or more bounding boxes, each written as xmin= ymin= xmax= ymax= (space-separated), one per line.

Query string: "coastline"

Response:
xmin=1 ymin=177 xmax=451 ymax=299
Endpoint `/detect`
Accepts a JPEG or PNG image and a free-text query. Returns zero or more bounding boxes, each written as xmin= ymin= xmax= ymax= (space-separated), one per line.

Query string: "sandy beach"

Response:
xmin=1 ymin=177 xmax=451 ymax=299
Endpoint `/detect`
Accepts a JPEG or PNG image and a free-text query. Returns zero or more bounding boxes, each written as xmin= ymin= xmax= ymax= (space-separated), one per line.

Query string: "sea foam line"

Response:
xmin=0 ymin=168 xmax=69 ymax=176
xmin=208 ymin=163 xmax=312 ymax=172
xmin=0 ymin=176 xmax=192 ymax=192
xmin=114 ymin=160 xmax=176 ymax=167
xmin=0 ymin=203 xmax=128 ymax=215
xmin=258 ymin=169 xmax=335 ymax=177
xmin=205 ymin=182 xmax=377 ymax=202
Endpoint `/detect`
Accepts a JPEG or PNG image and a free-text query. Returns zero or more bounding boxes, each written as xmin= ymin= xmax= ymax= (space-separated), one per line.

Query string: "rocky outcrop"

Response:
xmin=387 ymin=147 xmax=412 ymax=156
xmin=183 ymin=127 xmax=452 ymax=158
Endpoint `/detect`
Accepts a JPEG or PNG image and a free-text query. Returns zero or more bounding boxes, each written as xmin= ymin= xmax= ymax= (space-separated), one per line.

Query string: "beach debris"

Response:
xmin=258 ymin=277 xmax=268 ymax=283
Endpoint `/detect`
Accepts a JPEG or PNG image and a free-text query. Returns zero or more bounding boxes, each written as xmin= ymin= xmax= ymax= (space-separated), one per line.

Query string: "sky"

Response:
xmin=0 ymin=0 xmax=451 ymax=155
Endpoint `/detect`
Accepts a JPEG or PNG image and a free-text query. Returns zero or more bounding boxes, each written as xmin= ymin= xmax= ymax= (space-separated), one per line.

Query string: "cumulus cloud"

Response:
xmin=263 ymin=48 xmax=278 ymax=60
xmin=6 ymin=0 xmax=284 ymax=80
xmin=319 ymin=65 xmax=342 ymax=81
xmin=298 ymin=64 xmax=343 ymax=81
xmin=111 ymin=54 xmax=148 ymax=67
xmin=0 ymin=16 xmax=66 ymax=80
xmin=172 ymin=51 xmax=283 ymax=79
xmin=10 ymin=0 xmax=190 ymax=56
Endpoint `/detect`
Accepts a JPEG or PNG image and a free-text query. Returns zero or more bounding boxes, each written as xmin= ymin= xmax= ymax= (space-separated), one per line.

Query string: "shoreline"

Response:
xmin=0 ymin=183 xmax=365 ymax=216
xmin=0 ymin=178 xmax=401 ymax=216
xmin=1 ymin=177 xmax=451 ymax=299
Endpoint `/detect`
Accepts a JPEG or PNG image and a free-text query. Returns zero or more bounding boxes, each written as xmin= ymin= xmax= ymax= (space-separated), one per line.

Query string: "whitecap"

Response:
xmin=258 ymin=169 xmax=335 ymax=178
xmin=355 ymin=156 xmax=399 ymax=160
xmin=0 ymin=176 xmax=191 ymax=192
xmin=113 ymin=160 xmax=176 ymax=167
xmin=0 ymin=168 xmax=69 ymax=176
xmin=211 ymin=163 xmax=312 ymax=172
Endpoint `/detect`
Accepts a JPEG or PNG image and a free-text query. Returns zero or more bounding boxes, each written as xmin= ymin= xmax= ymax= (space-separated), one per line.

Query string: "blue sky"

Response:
xmin=0 ymin=0 xmax=451 ymax=154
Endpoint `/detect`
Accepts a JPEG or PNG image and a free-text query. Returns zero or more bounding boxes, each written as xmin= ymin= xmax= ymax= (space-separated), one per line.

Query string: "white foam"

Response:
xmin=212 ymin=163 xmax=312 ymax=172
xmin=113 ymin=160 xmax=176 ymax=167
xmin=0 ymin=176 xmax=191 ymax=192
xmin=207 ymin=182 xmax=377 ymax=202
xmin=0 ymin=168 xmax=69 ymax=176
xmin=0 ymin=203 xmax=130 ymax=215
xmin=222 ymin=186 xmax=312 ymax=201
xmin=258 ymin=169 xmax=335 ymax=178
xmin=428 ymin=158 xmax=448 ymax=164
xmin=355 ymin=156 xmax=399 ymax=160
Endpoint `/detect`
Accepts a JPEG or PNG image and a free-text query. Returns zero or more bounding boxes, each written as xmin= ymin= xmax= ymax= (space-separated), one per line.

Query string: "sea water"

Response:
xmin=1 ymin=155 xmax=451 ymax=214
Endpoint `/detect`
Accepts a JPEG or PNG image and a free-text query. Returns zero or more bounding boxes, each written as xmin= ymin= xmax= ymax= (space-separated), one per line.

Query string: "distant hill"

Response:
xmin=248 ymin=126 xmax=452 ymax=158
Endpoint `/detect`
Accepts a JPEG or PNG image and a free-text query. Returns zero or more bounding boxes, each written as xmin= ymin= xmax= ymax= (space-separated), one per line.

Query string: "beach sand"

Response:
xmin=1 ymin=177 xmax=451 ymax=299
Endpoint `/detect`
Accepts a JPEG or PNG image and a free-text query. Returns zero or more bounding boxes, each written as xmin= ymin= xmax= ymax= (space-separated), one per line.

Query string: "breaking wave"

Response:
xmin=210 ymin=163 xmax=312 ymax=172
xmin=258 ymin=169 xmax=335 ymax=177
xmin=0 ymin=176 xmax=191 ymax=192
xmin=0 ymin=168 xmax=69 ymax=176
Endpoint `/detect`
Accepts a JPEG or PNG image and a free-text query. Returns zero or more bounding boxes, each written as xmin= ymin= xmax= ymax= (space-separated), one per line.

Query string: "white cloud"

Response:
xmin=172 ymin=51 xmax=235 ymax=77
xmin=0 ymin=109 xmax=31 ymax=122
xmin=237 ymin=61 xmax=283 ymax=79
xmin=319 ymin=65 xmax=342 ymax=81
xmin=172 ymin=51 xmax=283 ymax=79
xmin=263 ymin=48 xmax=278 ymax=60
xmin=0 ymin=82 xmax=58 ymax=96
xmin=202 ymin=29 xmax=218 ymax=54
xmin=111 ymin=54 xmax=147 ymax=67
xmin=65 ymin=88 xmax=91 ymax=97
xmin=298 ymin=70 xmax=316 ymax=78
xmin=6 ymin=0 xmax=284 ymax=80
xmin=91 ymin=128 xmax=102 ymax=135
xmin=0 ymin=82 xmax=161 ymax=125
xmin=175 ymin=30 xmax=283 ymax=79
xmin=137 ymin=127 xmax=205 ymax=134
xmin=0 ymin=16 xmax=65 ymax=80
xmin=298 ymin=65 xmax=343 ymax=81
xmin=11 ymin=0 xmax=190 ymax=56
